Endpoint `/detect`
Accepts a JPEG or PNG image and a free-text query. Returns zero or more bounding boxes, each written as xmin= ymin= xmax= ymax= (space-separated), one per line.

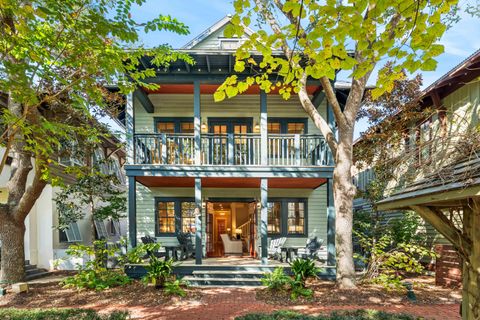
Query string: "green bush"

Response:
xmin=61 ymin=240 xmax=131 ymax=290
xmin=142 ymin=256 xmax=176 ymax=288
xmin=0 ymin=308 xmax=128 ymax=320
xmin=261 ymin=267 xmax=291 ymax=290
xmin=261 ymin=260 xmax=319 ymax=300
xmin=235 ymin=309 xmax=418 ymax=320
xmin=164 ymin=279 xmax=188 ymax=297
xmin=118 ymin=242 xmax=161 ymax=265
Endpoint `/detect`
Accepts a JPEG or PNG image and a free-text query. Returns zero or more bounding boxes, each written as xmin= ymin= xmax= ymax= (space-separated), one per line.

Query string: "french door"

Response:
xmin=208 ymin=118 xmax=252 ymax=165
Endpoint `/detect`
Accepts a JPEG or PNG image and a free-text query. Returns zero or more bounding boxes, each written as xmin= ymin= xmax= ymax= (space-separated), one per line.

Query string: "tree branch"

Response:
xmin=299 ymin=74 xmax=338 ymax=154
xmin=14 ymin=166 xmax=47 ymax=223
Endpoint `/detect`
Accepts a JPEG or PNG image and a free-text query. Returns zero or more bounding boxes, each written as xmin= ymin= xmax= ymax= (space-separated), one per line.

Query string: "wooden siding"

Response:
xmin=134 ymin=94 xmax=327 ymax=135
xmin=190 ymin=22 xmax=249 ymax=50
xmin=135 ymin=184 xmax=328 ymax=248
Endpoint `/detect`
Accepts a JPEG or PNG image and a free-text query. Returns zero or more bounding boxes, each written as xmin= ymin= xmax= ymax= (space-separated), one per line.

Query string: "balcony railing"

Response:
xmin=134 ymin=133 xmax=329 ymax=166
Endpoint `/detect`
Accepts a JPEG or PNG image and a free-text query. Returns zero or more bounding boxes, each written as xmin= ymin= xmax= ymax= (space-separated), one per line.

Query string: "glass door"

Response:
xmin=209 ymin=119 xmax=252 ymax=165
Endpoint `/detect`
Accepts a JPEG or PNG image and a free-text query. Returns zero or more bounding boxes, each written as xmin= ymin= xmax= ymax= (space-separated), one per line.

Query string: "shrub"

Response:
xmin=118 ymin=242 xmax=161 ymax=265
xmin=261 ymin=267 xmax=291 ymax=290
xmin=61 ymin=240 xmax=131 ymax=290
xmin=235 ymin=309 xmax=418 ymax=320
xmin=354 ymin=210 xmax=437 ymax=289
xmin=290 ymin=258 xmax=320 ymax=285
xmin=142 ymin=256 xmax=176 ymax=288
xmin=0 ymin=308 xmax=129 ymax=320
xmin=164 ymin=279 xmax=188 ymax=297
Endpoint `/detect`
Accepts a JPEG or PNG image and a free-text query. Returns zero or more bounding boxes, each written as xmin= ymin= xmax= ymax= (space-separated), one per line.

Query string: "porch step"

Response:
xmin=192 ymin=270 xmax=265 ymax=279
xmin=184 ymin=269 xmax=268 ymax=287
xmin=183 ymin=276 xmax=263 ymax=287
xmin=24 ymin=262 xmax=51 ymax=281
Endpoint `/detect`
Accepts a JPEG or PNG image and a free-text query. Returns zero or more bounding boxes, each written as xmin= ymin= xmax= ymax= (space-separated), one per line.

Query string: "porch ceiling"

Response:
xmin=135 ymin=176 xmax=327 ymax=189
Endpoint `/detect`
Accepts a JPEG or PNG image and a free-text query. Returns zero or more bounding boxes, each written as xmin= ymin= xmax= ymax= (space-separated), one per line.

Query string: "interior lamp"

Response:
xmin=235 ymin=229 xmax=242 ymax=240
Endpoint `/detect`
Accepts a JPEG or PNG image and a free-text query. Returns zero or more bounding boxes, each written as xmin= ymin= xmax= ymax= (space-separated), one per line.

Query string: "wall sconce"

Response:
xmin=202 ymin=201 xmax=206 ymax=209
xmin=201 ymin=122 xmax=208 ymax=132
xmin=254 ymin=122 xmax=260 ymax=133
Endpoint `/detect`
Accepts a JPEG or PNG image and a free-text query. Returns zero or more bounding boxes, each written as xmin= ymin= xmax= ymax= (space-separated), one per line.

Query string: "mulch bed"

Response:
xmin=256 ymin=276 xmax=462 ymax=306
xmin=0 ymin=275 xmax=460 ymax=310
xmin=0 ymin=280 xmax=202 ymax=309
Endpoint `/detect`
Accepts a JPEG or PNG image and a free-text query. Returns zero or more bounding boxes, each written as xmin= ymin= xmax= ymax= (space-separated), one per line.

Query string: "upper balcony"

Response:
xmin=134 ymin=133 xmax=329 ymax=167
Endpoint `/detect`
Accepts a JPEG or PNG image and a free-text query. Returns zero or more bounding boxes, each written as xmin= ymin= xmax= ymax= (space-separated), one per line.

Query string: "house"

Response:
xmin=124 ymin=15 xmax=337 ymax=270
xmin=0 ymin=94 xmax=127 ymax=276
xmin=357 ymin=49 xmax=480 ymax=290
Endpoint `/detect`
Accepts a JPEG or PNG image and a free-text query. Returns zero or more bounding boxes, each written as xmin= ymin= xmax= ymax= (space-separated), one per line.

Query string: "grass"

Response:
xmin=235 ymin=309 xmax=420 ymax=320
xmin=0 ymin=308 xmax=129 ymax=320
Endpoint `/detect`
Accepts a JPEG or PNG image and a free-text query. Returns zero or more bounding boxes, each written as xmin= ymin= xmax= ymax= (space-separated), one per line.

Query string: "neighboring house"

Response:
xmin=354 ymin=50 xmax=480 ymax=286
xmin=125 ymin=15 xmax=338 ymax=268
xmin=0 ymin=95 xmax=127 ymax=274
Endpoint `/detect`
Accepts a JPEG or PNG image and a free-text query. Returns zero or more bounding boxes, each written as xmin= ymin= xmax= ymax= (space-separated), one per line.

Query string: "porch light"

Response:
xmin=201 ymin=122 xmax=207 ymax=131
xmin=254 ymin=123 xmax=260 ymax=132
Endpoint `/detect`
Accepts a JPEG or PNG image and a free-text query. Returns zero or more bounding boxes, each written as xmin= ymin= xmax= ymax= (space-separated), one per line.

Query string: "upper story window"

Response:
xmin=268 ymin=118 xmax=308 ymax=134
xmin=59 ymin=140 xmax=83 ymax=167
xmin=155 ymin=118 xmax=194 ymax=134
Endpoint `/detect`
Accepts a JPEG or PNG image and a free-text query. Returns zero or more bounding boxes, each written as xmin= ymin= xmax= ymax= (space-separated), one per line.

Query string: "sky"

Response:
xmin=128 ymin=0 xmax=480 ymax=138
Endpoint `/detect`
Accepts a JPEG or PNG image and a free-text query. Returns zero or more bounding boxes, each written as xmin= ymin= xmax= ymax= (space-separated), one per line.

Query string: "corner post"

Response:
xmin=128 ymin=176 xmax=137 ymax=248
xmin=260 ymin=178 xmax=268 ymax=264
xmin=194 ymin=80 xmax=201 ymax=165
xmin=327 ymin=178 xmax=336 ymax=266
xmin=260 ymin=91 xmax=268 ymax=166
xmin=195 ymin=178 xmax=202 ymax=264
xmin=126 ymin=92 xmax=135 ymax=165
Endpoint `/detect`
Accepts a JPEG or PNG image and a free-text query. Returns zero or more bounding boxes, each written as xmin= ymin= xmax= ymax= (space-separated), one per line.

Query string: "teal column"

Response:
xmin=194 ymin=80 xmax=201 ymax=165
xmin=128 ymin=176 xmax=137 ymax=248
xmin=195 ymin=178 xmax=202 ymax=264
xmin=327 ymin=178 xmax=336 ymax=266
xmin=260 ymin=178 xmax=268 ymax=264
xmin=260 ymin=91 xmax=268 ymax=165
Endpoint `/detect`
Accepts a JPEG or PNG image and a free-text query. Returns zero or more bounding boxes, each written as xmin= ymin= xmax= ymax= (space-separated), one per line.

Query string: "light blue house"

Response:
xmin=124 ymin=16 xmax=338 ymax=275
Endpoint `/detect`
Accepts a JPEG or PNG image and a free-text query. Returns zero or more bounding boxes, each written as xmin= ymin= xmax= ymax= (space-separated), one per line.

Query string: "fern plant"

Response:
xmin=142 ymin=256 xmax=176 ymax=288
xmin=261 ymin=267 xmax=291 ymax=290
xmin=290 ymin=258 xmax=320 ymax=286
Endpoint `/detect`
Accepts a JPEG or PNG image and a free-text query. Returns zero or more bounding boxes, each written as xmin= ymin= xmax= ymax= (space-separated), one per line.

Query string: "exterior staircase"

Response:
xmin=25 ymin=261 xmax=51 ymax=281
xmin=183 ymin=269 xmax=266 ymax=287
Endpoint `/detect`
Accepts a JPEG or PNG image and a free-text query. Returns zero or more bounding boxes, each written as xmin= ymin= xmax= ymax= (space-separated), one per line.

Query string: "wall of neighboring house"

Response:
xmin=0 ymin=148 xmax=127 ymax=271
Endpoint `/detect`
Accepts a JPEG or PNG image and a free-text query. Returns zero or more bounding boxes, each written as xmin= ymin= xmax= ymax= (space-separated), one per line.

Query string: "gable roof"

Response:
xmin=181 ymin=14 xmax=255 ymax=50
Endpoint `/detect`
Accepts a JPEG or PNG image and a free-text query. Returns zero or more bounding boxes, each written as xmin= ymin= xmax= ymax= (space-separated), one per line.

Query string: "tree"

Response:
xmin=0 ymin=0 xmax=192 ymax=283
xmin=215 ymin=0 xmax=458 ymax=288
xmin=55 ymin=156 xmax=126 ymax=244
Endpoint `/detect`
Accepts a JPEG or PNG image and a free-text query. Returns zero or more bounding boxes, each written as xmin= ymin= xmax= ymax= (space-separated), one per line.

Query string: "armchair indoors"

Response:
xmin=220 ymin=234 xmax=243 ymax=256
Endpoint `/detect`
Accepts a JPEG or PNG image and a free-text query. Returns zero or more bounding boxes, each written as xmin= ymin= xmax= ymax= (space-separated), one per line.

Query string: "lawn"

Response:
xmin=0 ymin=308 xmax=128 ymax=320
xmin=236 ymin=310 xmax=419 ymax=320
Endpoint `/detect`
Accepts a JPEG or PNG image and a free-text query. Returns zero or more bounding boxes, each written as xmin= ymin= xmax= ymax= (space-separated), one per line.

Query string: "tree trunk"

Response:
xmin=0 ymin=215 xmax=26 ymax=283
xmin=333 ymin=128 xmax=357 ymax=289
xmin=462 ymin=259 xmax=480 ymax=320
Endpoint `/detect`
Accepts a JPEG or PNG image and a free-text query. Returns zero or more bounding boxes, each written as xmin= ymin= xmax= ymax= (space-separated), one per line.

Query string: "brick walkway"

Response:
xmin=96 ymin=288 xmax=461 ymax=320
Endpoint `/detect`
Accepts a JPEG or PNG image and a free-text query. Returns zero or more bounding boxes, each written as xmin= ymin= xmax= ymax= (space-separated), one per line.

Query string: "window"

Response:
xmin=155 ymin=198 xmax=196 ymax=236
xmin=181 ymin=202 xmax=196 ymax=233
xmin=268 ymin=118 xmax=308 ymax=134
xmin=155 ymin=118 xmax=194 ymax=134
xmin=157 ymin=201 xmax=176 ymax=234
xmin=267 ymin=202 xmax=281 ymax=234
xmin=267 ymin=199 xmax=307 ymax=236
xmin=287 ymin=201 xmax=305 ymax=234
xmin=93 ymin=148 xmax=109 ymax=174
xmin=417 ymin=118 xmax=433 ymax=164
xmin=94 ymin=220 xmax=109 ymax=240
xmin=62 ymin=222 xmax=82 ymax=242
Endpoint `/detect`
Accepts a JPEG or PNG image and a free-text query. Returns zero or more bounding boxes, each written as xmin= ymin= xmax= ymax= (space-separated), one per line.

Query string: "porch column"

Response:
xmin=260 ymin=91 xmax=268 ymax=165
xmin=326 ymin=178 xmax=336 ymax=266
xmin=126 ymin=92 xmax=135 ymax=165
xmin=260 ymin=178 xmax=268 ymax=264
xmin=128 ymin=176 xmax=137 ymax=248
xmin=194 ymin=80 xmax=201 ymax=165
xmin=195 ymin=178 xmax=202 ymax=264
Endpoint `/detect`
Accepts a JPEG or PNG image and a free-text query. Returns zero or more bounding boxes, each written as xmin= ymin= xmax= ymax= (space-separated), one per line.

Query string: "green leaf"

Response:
xmin=213 ymin=90 xmax=226 ymax=102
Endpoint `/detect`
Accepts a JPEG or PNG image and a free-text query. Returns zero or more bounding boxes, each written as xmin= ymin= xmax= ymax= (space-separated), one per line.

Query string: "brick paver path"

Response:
xmin=95 ymin=288 xmax=461 ymax=320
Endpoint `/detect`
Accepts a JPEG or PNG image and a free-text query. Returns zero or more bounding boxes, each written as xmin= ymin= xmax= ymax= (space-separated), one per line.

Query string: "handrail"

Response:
xmin=133 ymin=133 xmax=328 ymax=166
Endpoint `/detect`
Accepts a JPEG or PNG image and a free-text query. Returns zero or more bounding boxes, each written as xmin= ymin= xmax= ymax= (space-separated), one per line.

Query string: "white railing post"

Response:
xmin=294 ymin=134 xmax=301 ymax=166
